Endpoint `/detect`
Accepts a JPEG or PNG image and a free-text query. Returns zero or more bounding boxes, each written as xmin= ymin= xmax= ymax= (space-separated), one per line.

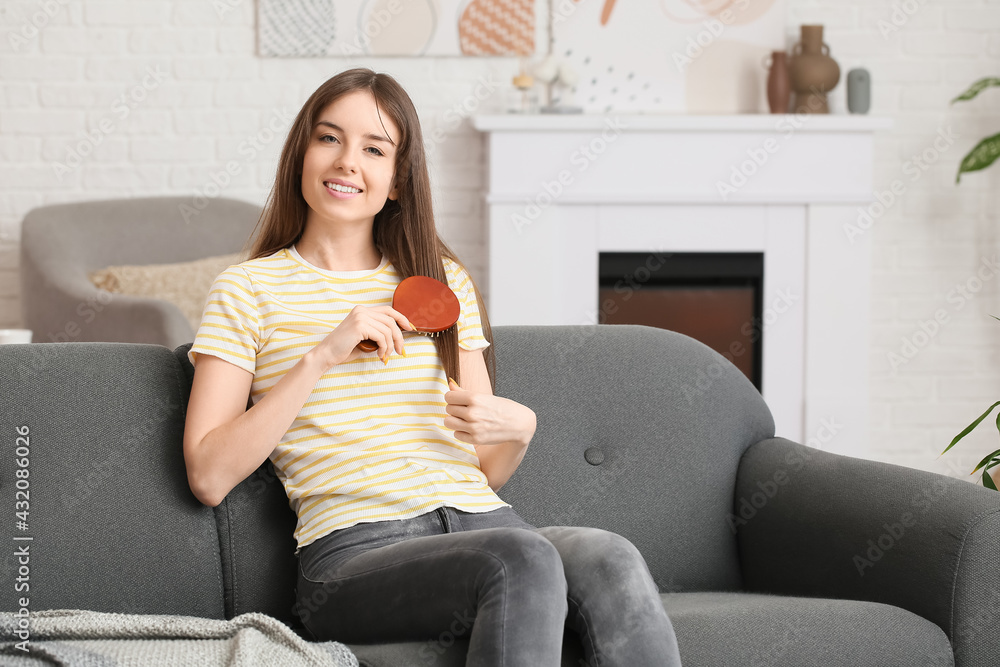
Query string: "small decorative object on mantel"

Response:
xmin=763 ymin=50 xmax=791 ymax=114
xmin=534 ymin=54 xmax=583 ymax=114
xmin=508 ymin=59 xmax=539 ymax=114
xmin=847 ymin=68 xmax=871 ymax=114
xmin=789 ymin=24 xmax=841 ymax=114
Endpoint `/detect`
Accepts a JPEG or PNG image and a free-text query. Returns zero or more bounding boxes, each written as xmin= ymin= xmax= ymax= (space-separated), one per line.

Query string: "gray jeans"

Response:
xmin=295 ymin=505 xmax=682 ymax=666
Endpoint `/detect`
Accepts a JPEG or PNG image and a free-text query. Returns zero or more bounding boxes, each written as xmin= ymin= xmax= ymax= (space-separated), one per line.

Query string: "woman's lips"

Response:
xmin=323 ymin=181 xmax=362 ymax=199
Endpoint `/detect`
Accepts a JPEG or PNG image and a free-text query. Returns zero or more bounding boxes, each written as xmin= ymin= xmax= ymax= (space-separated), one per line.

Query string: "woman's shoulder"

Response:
xmin=440 ymin=255 xmax=477 ymax=296
xmin=441 ymin=255 xmax=471 ymax=279
xmin=225 ymin=248 xmax=294 ymax=275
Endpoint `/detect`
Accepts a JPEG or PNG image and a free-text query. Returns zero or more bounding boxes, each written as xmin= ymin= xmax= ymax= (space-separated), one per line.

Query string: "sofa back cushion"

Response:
xmin=492 ymin=325 xmax=775 ymax=593
xmin=211 ymin=460 xmax=301 ymax=626
xmin=174 ymin=343 xmax=301 ymax=627
xmin=0 ymin=342 xmax=226 ymax=618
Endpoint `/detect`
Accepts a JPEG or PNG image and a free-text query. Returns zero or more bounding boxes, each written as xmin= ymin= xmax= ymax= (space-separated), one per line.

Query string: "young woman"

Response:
xmin=183 ymin=67 xmax=681 ymax=666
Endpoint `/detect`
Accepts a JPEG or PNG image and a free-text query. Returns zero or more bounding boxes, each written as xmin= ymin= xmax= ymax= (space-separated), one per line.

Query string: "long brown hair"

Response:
xmin=241 ymin=68 xmax=495 ymax=390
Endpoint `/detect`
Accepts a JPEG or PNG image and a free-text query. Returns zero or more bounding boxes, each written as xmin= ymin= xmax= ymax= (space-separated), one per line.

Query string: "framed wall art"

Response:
xmin=257 ymin=0 xmax=536 ymax=57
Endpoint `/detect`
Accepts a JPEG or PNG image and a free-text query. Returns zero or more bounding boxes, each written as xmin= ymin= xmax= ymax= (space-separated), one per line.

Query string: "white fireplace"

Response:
xmin=472 ymin=113 xmax=892 ymax=456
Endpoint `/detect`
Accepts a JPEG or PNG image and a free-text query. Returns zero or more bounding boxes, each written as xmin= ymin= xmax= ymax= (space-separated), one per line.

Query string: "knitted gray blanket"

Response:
xmin=0 ymin=609 xmax=358 ymax=667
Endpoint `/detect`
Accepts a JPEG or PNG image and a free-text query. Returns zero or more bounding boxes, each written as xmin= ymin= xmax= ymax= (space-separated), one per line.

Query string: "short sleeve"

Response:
xmin=187 ymin=265 xmax=259 ymax=374
xmin=443 ymin=258 xmax=490 ymax=352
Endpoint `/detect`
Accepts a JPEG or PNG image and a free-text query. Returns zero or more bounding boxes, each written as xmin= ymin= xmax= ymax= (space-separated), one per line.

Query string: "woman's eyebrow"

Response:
xmin=314 ymin=120 xmax=395 ymax=145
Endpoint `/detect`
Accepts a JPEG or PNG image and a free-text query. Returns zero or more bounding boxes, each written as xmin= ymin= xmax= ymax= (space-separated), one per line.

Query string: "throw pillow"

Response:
xmin=89 ymin=253 xmax=243 ymax=332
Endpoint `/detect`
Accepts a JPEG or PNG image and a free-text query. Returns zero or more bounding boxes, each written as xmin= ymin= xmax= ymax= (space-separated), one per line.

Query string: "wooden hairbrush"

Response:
xmin=357 ymin=275 xmax=461 ymax=352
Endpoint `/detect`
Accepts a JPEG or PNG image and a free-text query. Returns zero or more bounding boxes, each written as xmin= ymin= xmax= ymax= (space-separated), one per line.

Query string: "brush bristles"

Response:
xmin=414 ymin=329 xmax=451 ymax=337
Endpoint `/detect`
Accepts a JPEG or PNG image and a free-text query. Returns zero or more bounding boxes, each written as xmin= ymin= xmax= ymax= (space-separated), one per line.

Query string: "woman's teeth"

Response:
xmin=325 ymin=182 xmax=361 ymax=193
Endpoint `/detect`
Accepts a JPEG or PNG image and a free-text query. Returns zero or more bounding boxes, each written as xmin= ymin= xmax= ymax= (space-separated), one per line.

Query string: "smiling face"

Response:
xmin=300 ymin=90 xmax=400 ymax=232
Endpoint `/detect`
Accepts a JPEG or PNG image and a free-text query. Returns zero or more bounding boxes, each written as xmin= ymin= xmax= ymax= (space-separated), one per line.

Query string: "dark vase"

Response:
xmin=765 ymin=50 xmax=791 ymax=114
xmin=789 ymin=24 xmax=841 ymax=114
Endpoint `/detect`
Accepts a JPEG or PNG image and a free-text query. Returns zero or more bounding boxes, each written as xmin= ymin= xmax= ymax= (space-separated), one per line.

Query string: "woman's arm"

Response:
xmin=184 ymin=304 xmax=412 ymax=507
xmin=445 ymin=348 xmax=537 ymax=491
xmin=183 ymin=350 xmax=329 ymax=507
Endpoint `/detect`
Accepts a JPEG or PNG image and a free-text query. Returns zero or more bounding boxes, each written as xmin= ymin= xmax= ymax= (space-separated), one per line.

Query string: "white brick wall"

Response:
xmin=1 ymin=0 xmax=999 ymax=482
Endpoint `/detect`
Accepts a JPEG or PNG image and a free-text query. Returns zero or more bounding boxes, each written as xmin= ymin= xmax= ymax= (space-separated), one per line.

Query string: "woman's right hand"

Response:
xmin=311 ymin=305 xmax=415 ymax=370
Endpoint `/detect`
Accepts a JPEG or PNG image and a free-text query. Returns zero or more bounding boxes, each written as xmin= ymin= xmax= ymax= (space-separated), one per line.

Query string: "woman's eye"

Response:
xmin=320 ymin=135 xmax=338 ymax=143
xmin=366 ymin=147 xmax=384 ymax=156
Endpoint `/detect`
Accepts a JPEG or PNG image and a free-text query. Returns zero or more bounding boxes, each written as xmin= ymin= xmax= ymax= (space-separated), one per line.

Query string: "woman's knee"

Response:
xmin=475 ymin=527 xmax=568 ymax=596
xmin=540 ymin=527 xmax=656 ymax=589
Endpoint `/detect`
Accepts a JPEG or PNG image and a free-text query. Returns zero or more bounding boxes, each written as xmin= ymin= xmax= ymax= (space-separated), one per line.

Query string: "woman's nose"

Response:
xmin=333 ymin=148 xmax=358 ymax=173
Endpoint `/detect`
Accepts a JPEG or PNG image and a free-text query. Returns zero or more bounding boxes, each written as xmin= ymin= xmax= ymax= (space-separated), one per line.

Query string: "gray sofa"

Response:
xmin=1 ymin=324 xmax=997 ymax=666
xmin=20 ymin=196 xmax=261 ymax=350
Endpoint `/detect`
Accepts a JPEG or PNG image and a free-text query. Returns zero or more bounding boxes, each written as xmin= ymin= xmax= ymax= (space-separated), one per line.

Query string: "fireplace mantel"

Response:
xmin=473 ymin=114 xmax=890 ymax=132
xmin=473 ymin=113 xmax=892 ymax=456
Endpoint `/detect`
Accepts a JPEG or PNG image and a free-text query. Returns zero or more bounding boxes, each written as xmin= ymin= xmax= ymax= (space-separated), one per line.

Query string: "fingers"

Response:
xmin=388 ymin=307 xmax=417 ymax=334
xmin=351 ymin=309 xmax=400 ymax=364
xmin=444 ymin=379 xmax=469 ymax=408
xmin=443 ymin=415 xmax=471 ymax=439
xmin=346 ymin=306 xmax=415 ymax=364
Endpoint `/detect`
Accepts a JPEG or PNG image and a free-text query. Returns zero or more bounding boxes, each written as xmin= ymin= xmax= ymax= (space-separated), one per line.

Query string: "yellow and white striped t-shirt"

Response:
xmin=188 ymin=244 xmax=510 ymax=551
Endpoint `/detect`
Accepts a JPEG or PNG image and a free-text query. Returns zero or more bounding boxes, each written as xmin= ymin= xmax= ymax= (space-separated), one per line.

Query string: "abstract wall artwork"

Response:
xmin=257 ymin=0 xmax=535 ymax=57
xmin=552 ymin=0 xmax=786 ymax=113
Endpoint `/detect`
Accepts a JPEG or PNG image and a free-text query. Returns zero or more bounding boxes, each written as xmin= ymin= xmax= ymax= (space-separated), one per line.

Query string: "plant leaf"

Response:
xmin=956 ymin=133 xmax=1000 ymax=183
xmin=952 ymin=78 xmax=1000 ymax=104
xmin=971 ymin=447 xmax=1000 ymax=475
xmin=984 ymin=469 xmax=998 ymax=491
xmin=943 ymin=401 xmax=1000 ymax=454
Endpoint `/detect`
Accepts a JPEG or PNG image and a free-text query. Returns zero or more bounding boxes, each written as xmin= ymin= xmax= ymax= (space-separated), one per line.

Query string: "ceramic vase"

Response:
xmin=789 ymin=25 xmax=841 ymax=114
xmin=764 ymin=51 xmax=791 ymax=114
xmin=847 ymin=68 xmax=871 ymax=114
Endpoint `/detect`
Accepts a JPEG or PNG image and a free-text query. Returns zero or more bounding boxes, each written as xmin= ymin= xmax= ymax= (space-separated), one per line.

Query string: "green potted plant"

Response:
xmin=942 ymin=341 xmax=1000 ymax=491
xmin=952 ymin=77 xmax=1000 ymax=183
xmin=943 ymin=404 xmax=1000 ymax=491
xmin=940 ymin=80 xmax=1000 ymax=488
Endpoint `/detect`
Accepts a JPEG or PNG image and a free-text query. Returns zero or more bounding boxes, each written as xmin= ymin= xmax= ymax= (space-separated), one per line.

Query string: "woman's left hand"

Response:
xmin=443 ymin=378 xmax=536 ymax=447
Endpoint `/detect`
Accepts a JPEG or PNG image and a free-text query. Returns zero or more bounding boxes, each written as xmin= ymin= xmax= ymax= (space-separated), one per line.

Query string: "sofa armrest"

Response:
xmin=735 ymin=437 xmax=1000 ymax=667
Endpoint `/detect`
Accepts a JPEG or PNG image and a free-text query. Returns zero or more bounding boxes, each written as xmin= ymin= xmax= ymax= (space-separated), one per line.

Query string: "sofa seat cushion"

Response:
xmin=338 ymin=591 xmax=952 ymax=667
xmin=663 ymin=591 xmax=953 ymax=667
xmin=345 ymin=629 xmax=586 ymax=667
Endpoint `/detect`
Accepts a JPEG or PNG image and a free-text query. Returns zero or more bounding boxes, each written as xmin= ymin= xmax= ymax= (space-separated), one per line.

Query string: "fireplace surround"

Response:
xmin=473 ymin=113 xmax=891 ymax=455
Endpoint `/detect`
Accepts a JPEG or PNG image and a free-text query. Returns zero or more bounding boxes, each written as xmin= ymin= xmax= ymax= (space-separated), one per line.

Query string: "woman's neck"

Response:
xmin=296 ymin=227 xmax=381 ymax=272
